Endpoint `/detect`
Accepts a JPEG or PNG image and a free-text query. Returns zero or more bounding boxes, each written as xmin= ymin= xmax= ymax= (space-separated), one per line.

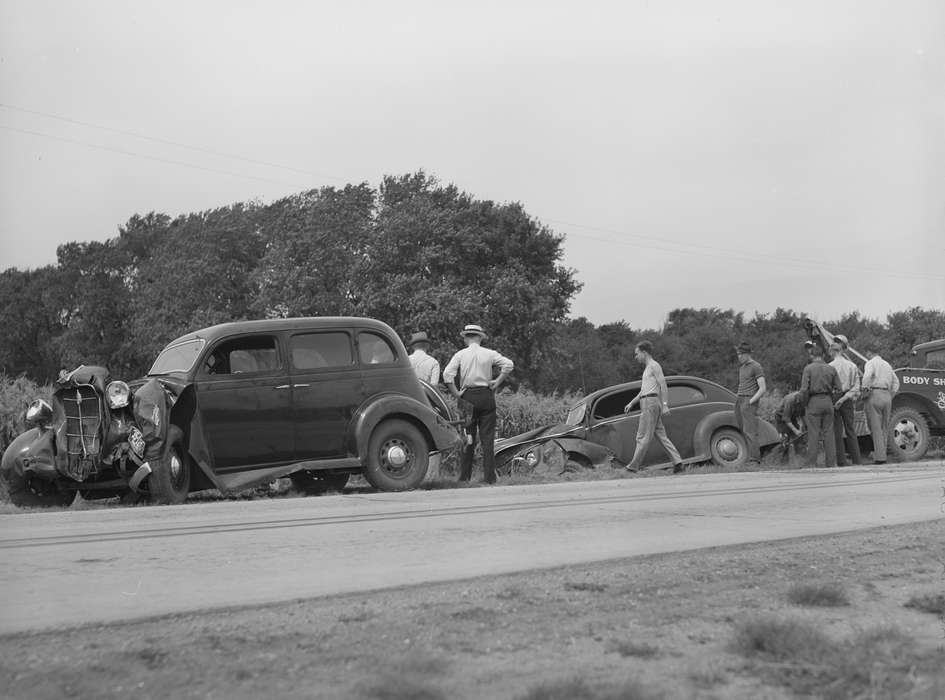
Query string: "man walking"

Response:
xmin=800 ymin=344 xmax=842 ymax=468
xmin=861 ymin=347 xmax=900 ymax=464
xmin=829 ymin=340 xmax=862 ymax=466
xmin=734 ymin=341 xmax=766 ymax=464
xmin=443 ymin=324 xmax=514 ymax=484
xmin=407 ymin=332 xmax=440 ymax=384
xmin=622 ymin=341 xmax=684 ymax=473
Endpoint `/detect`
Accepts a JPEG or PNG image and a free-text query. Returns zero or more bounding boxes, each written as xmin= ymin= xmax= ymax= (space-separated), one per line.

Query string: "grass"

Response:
xmin=605 ymin=639 xmax=660 ymax=659
xmin=515 ymin=677 xmax=662 ymax=700
xmin=786 ymin=582 xmax=850 ymax=607
xmin=904 ymin=593 xmax=945 ymax=616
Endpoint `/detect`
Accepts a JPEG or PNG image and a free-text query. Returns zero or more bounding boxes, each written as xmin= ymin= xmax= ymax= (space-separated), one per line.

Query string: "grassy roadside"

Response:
xmin=2 ymin=521 xmax=943 ymax=699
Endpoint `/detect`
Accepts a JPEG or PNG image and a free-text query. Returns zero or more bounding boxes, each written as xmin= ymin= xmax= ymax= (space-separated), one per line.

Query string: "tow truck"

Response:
xmin=803 ymin=319 xmax=945 ymax=462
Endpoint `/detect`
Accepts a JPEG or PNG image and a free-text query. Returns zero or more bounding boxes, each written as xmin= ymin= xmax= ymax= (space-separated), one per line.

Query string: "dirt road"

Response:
xmin=2 ymin=464 xmax=942 ymax=636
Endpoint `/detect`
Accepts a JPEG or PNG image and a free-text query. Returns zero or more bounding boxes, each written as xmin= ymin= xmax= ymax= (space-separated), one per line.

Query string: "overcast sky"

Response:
xmin=1 ymin=0 xmax=942 ymax=329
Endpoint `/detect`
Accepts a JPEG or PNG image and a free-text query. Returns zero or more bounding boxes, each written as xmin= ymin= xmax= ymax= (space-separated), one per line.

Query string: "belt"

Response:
xmin=869 ymin=386 xmax=890 ymax=391
xmin=639 ymin=393 xmax=658 ymax=399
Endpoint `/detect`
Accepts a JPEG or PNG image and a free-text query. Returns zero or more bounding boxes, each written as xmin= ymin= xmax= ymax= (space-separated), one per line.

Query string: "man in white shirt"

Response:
xmin=407 ymin=332 xmax=440 ymax=384
xmin=443 ymin=324 xmax=514 ymax=484
xmin=829 ymin=341 xmax=862 ymax=466
xmin=861 ymin=348 xmax=900 ymax=464
xmin=622 ymin=340 xmax=684 ymax=473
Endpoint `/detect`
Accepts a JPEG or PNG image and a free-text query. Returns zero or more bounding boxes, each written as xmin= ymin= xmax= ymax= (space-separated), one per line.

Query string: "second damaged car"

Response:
xmin=1 ymin=317 xmax=461 ymax=507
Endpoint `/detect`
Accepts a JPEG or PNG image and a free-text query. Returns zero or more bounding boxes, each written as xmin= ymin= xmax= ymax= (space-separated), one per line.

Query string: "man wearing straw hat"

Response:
xmin=443 ymin=324 xmax=514 ymax=484
xmin=407 ymin=331 xmax=440 ymax=384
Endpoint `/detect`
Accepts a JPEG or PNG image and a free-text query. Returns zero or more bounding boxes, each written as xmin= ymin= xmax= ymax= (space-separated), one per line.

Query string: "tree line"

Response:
xmin=1 ymin=171 xmax=942 ymax=395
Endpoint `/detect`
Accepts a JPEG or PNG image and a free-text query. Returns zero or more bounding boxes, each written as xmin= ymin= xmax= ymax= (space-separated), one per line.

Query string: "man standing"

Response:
xmin=443 ymin=324 xmax=514 ymax=484
xmin=622 ymin=341 xmax=684 ymax=473
xmin=829 ymin=340 xmax=862 ymax=466
xmin=800 ymin=344 xmax=842 ymax=468
xmin=861 ymin=348 xmax=900 ymax=464
xmin=407 ymin=332 xmax=440 ymax=384
xmin=734 ymin=341 xmax=766 ymax=465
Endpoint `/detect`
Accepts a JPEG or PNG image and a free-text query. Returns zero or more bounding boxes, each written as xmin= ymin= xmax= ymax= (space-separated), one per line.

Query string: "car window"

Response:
xmin=204 ymin=335 xmax=280 ymax=375
xmin=290 ymin=332 xmax=353 ymax=370
xmin=667 ymin=384 xmax=706 ymax=407
xmin=592 ymin=389 xmax=639 ymax=419
xmin=359 ymin=332 xmax=397 ymax=365
xmin=149 ymin=338 xmax=205 ymax=375
xmin=924 ymin=348 xmax=945 ymax=369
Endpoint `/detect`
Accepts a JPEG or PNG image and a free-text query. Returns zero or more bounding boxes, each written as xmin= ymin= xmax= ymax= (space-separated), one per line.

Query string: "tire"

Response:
xmin=148 ymin=431 xmax=191 ymax=505
xmin=889 ymin=406 xmax=930 ymax=463
xmin=290 ymin=470 xmax=350 ymax=495
xmin=709 ymin=428 xmax=749 ymax=468
xmin=1 ymin=470 xmax=75 ymax=508
xmin=363 ymin=419 xmax=429 ymax=491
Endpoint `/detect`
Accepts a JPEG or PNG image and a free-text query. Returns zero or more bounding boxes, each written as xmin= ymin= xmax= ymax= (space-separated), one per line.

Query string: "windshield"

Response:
xmin=148 ymin=339 xmax=206 ymax=375
xmin=565 ymin=401 xmax=587 ymax=426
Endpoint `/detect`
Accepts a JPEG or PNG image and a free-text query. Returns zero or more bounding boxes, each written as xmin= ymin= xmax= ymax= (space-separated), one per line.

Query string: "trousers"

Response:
xmin=833 ymin=400 xmax=862 ymax=466
xmin=734 ymin=397 xmax=761 ymax=463
xmin=459 ymin=387 xmax=497 ymax=483
xmin=865 ymin=389 xmax=892 ymax=461
xmin=626 ymin=397 xmax=682 ymax=470
xmin=805 ymin=394 xmax=836 ymax=467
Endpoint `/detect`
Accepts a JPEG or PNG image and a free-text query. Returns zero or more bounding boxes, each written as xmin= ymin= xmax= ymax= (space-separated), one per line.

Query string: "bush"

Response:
xmin=0 ymin=374 xmax=52 ymax=453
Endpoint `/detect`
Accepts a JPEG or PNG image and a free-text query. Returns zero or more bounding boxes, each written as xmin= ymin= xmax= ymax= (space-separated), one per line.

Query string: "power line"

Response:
xmin=0 ymin=102 xmax=347 ymax=183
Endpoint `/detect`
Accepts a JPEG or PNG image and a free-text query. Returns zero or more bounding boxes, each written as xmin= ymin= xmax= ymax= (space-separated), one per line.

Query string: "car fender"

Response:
xmin=1 ymin=427 xmax=57 ymax=482
xmin=693 ymin=410 xmax=780 ymax=459
xmin=350 ymin=393 xmax=462 ymax=461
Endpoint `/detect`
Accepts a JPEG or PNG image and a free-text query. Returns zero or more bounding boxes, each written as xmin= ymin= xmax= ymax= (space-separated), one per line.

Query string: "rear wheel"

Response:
xmin=889 ymin=407 xmax=930 ymax=462
xmin=290 ymin=471 xmax=350 ymax=495
xmin=363 ymin=419 xmax=429 ymax=491
xmin=709 ymin=428 xmax=749 ymax=468
xmin=148 ymin=431 xmax=191 ymax=505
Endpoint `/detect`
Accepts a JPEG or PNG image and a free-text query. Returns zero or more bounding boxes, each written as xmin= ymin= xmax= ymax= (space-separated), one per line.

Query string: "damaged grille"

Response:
xmin=61 ymin=385 xmax=105 ymax=481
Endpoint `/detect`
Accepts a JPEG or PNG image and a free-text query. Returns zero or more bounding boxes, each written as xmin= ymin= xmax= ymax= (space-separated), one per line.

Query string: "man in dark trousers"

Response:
xmin=733 ymin=341 xmax=767 ymax=464
xmin=622 ymin=340 xmax=684 ymax=473
xmin=829 ymin=339 xmax=862 ymax=466
xmin=443 ymin=324 xmax=514 ymax=484
xmin=800 ymin=344 xmax=843 ymax=468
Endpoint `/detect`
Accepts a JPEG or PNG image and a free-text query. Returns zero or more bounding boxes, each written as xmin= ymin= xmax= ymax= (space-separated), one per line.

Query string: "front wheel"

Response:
xmin=709 ymin=428 xmax=749 ymax=468
xmin=290 ymin=471 xmax=350 ymax=495
xmin=148 ymin=430 xmax=191 ymax=505
xmin=363 ymin=419 xmax=429 ymax=491
xmin=889 ymin=406 xmax=930 ymax=462
xmin=1 ymin=470 xmax=75 ymax=508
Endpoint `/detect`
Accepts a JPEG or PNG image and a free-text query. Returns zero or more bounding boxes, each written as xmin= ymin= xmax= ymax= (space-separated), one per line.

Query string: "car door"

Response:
xmin=289 ymin=330 xmax=362 ymax=460
xmin=586 ymin=388 xmax=645 ymax=465
xmin=194 ymin=333 xmax=294 ymax=471
xmin=662 ymin=382 xmax=711 ymax=458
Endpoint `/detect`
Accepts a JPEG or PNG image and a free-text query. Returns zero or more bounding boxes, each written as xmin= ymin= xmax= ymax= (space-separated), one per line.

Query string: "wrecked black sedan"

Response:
xmin=495 ymin=376 xmax=779 ymax=474
xmin=1 ymin=317 xmax=461 ymax=507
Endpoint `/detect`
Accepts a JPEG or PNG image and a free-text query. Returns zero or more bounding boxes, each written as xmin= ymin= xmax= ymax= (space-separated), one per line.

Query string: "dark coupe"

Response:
xmin=495 ymin=376 xmax=780 ymax=474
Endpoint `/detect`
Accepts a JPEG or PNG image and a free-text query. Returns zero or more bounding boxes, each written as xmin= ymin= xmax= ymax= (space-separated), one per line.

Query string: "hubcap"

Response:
xmin=169 ymin=453 xmax=183 ymax=486
xmin=386 ymin=445 xmax=408 ymax=466
xmin=716 ymin=437 xmax=740 ymax=461
xmin=893 ymin=419 xmax=919 ymax=451
xmin=379 ymin=438 xmax=413 ymax=476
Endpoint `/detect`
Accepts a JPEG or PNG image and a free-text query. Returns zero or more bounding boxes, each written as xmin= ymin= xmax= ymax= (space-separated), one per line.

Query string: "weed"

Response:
xmin=687 ymin=662 xmax=728 ymax=689
xmin=361 ymin=676 xmax=446 ymax=700
xmin=565 ymin=581 xmax=608 ymax=593
xmin=515 ymin=676 xmax=662 ymax=700
xmin=605 ymin=639 xmax=660 ymax=659
xmin=729 ymin=615 xmax=836 ymax=663
xmin=786 ymin=582 xmax=850 ymax=607
xmin=904 ymin=593 xmax=945 ymax=615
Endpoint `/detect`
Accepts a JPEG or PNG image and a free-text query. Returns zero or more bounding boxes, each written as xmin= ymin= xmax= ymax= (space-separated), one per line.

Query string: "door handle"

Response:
xmin=273 ymin=384 xmax=291 ymax=390
xmin=293 ymin=383 xmax=311 ymax=388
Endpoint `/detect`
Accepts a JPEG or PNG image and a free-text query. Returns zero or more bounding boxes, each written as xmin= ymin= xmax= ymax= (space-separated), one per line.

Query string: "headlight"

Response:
xmin=25 ymin=398 xmax=53 ymax=425
xmin=525 ymin=450 xmax=539 ymax=468
xmin=105 ymin=380 xmax=131 ymax=409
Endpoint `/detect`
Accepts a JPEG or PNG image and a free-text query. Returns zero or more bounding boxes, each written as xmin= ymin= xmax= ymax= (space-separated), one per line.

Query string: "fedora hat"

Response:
xmin=460 ymin=324 xmax=487 ymax=339
xmin=407 ymin=331 xmax=430 ymax=348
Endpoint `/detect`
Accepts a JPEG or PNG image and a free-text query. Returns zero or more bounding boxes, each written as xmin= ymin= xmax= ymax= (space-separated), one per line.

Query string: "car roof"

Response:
xmin=912 ymin=338 xmax=945 ymax=354
xmin=163 ymin=317 xmax=398 ymax=347
xmin=579 ymin=375 xmax=732 ymax=403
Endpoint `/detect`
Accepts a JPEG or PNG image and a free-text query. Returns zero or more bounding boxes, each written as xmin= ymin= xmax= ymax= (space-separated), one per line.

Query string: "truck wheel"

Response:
xmin=710 ymin=428 xmax=749 ymax=468
xmin=148 ymin=431 xmax=191 ymax=505
xmin=290 ymin=471 xmax=350 ymax=495
xmin=1 ymin=470 xmax=75 ymax=508
xmin=889 ymin=407 xmax=929 ymax=463
xmin=363 ymin=419 xmax=429 ymax=491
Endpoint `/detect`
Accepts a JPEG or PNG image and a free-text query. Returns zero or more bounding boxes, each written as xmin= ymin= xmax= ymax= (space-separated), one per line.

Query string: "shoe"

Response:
xmin=672 ymin=463 xmax=684 ymax=474
xmin=872 ymin=459 xmax=886 ymax=465
xmin=624 ymin=465 xmax=638 ymax=473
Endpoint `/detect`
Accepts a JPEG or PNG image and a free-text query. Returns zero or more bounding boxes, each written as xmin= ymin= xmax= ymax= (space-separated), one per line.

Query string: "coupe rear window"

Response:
xmin=149 ymin=339 xmax=206 ymax=375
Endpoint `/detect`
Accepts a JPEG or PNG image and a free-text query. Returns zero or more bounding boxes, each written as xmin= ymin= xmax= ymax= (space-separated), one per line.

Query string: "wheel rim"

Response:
xmin=715 ymin=436 xmax=742 ymax=462
xmin=893 ymin=419 xmax=920 ymax=451
xmin=169 ymin=452 xmax=185 ymax=489
xmin=379 ymin=437 xmax=414 ymax=477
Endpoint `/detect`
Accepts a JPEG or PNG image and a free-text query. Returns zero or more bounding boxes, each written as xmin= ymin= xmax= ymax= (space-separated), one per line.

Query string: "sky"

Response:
xmin=1 ymin=0 xmax=943 ymax=329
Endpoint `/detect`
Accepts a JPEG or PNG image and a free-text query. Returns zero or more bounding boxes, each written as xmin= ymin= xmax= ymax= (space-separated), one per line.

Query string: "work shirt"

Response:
xmin=801 ymin=358 xmax=842 ymax=399
xmin=774 ymin=391 xmax=805 ymax=428
xmin=861 ymin=355 xmax=900 ymax=393
xmin=639 ymin=358 xmax=667 ymax=399
xmin=409 ymin=349 xmax=440 ymax=384
xmin=829 ymin=355 xmax=860 ymax=404
xmin=443 ymin=342 xmax=514 ymax=390
xmin=737 ymin=358 xmax=764 ymax=397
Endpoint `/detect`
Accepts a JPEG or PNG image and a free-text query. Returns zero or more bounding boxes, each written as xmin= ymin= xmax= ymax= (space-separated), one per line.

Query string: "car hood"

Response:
xmin=495 ymin=423 xmax=583 ymax=454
